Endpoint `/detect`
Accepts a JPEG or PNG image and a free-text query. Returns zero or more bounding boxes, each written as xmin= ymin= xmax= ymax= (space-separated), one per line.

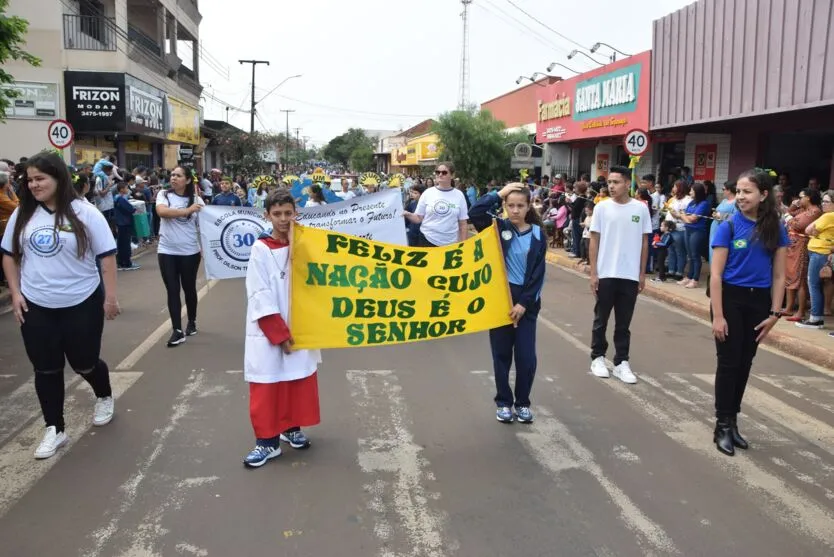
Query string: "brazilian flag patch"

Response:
xmin=631 ymin=215 xmax=640 ymax=223
xmin=733 ymin=239 xmax=748 ymax=249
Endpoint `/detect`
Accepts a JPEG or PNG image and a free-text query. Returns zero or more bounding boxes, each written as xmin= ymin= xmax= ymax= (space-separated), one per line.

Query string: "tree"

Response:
xmin=433 ymin=107 xmax=530 ymax=185
xmin=0 ymin=0 xmax=41 ymax=123
xmin=215 ymin=130 xmax=281 ymax=176
xmin=349 ymin=145 xmax=374 ymax=172
xmin=322 ymin=128 xmax=373 ymax=167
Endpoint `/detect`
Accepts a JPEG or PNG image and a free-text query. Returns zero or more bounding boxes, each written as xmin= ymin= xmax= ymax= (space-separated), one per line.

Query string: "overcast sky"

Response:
xmin=198 ymin=0 xmax=695 ymax=147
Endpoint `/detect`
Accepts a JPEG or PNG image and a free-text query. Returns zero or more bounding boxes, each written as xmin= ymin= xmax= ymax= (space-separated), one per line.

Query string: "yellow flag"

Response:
xmin=290 ymin=224 xmax=514 ymax=349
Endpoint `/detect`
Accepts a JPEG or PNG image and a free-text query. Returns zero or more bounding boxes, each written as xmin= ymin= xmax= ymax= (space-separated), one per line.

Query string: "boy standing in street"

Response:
xmin=588 ymin=166 xmax=651 ymax=384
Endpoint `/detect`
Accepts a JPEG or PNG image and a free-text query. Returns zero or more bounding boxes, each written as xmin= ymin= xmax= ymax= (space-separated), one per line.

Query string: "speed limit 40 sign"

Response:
xmin=47 ymin=119 xmax=75 ymax=150
xmin=623 ymin=129 xmax=649 ymax=156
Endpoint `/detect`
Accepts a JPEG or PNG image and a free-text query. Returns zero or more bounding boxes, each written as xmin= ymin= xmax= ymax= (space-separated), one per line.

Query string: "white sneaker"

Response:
xmin=613 ymin=361 xmax=638 ymax=384
xmin=590 ymin=357 xmax=610 ymax=378
xmin=93 ymin=396 xmax=114 ymax=426
xmin=34 ymin=426 xmax=69 ymax=459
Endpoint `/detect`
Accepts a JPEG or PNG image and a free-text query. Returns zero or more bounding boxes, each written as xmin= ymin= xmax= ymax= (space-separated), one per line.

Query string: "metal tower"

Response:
xmin=458 ymin=0 xmax=473 ymax=110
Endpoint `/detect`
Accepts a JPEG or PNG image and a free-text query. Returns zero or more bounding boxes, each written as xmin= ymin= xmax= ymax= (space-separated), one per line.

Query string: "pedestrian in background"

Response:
xmin=1 ymin=152 xmax=120 ymax=460
xmin=113 ymin=182 xmax=140 ymax=271
xmin=243 ymin=190 xmax=320 ymax=468
xmin=0 ymin=161 xmax=19 ymax=287
xmin=588 ymin=166 xmax=651 ymax=384
xmin=469 ymin=183 xmax=547 ymax=424
xmin=402 ymin=162 xmax=469 ymax=247
xmin=710 ymin=169 xmax=787 ymax=457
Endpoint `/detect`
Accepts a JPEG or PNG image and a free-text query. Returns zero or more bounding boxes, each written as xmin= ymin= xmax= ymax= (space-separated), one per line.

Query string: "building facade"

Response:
xmin=535 ymin=51 xmax=653 ymax=181
xmin=2 ymin=0 xmax=202 ymax=169
xmin=650 ymin=0 xmax=834 ymax=192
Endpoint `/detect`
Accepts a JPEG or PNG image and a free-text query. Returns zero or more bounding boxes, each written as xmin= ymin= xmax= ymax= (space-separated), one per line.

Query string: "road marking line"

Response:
xmin=692 ymin=374 xmax=834 ymax=457
xmin=346 ymin=370 xmax=449 ymax=557
xmin=756 ymin=375 xmax=834 ymax=416
xmin=518 ymin=407 xmax=678 ymax=554
xmin=115 ymin=280 xmax=218 ymax=370
xmin=82 ymin=371 xmax=206 ymax=557
xmin=547 ymin=264 xmax=834 ymax=377
xmin=0 ymin=377 xmax=73 ymax=446
xmin=0 ymin=372 xmax=142 ymax=518
xmin=538 ymin=314 xmax=834 ymax=548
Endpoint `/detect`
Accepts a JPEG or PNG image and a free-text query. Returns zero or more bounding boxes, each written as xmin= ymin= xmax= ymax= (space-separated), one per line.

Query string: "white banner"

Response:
xmin=198 ymin=188 xmax=407 ymax=280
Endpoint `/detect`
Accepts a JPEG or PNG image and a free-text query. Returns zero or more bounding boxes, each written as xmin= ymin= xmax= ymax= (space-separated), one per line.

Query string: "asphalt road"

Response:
xmin=1 ymin=251 xmax=834 ymax=557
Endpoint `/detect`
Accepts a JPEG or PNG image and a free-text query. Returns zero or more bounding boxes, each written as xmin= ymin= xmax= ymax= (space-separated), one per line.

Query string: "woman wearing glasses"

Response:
xmin=402 ymin=162 xmax=469 ymax=247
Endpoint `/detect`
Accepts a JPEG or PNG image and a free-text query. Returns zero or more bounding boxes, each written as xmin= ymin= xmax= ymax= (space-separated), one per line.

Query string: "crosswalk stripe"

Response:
xmin=537 ymin=315 xmax=834 ymax=547
xmin=692 ymin=374 xmax=834 ymax=457
xmin=755 ymin=375 xmax=834 ymax=416
xmin=0 ymin=372 xmax=142 ymax=519
xmin=0 ymin=376 xmax=83 ymax=447
xmin=345 ymin=370 xmax=449 ymax=557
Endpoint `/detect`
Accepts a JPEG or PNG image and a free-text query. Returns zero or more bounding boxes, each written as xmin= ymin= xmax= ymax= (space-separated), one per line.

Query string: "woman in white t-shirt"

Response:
xmin=402 ymin=162 xmax=469 ymax=247
xmin=304 ymin=184 xmax=326 ymax=207
xmin=1 ymin=152 xmax=120 ymax=460
xmin=155 ymin=166 xmax=205 ymax=347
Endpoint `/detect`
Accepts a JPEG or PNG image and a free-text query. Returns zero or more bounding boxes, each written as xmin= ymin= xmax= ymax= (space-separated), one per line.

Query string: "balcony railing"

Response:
xmin=63 ymin=14 xmax=117 ymax=51
xmin=127 ymin=24 xmax=161 ymax=57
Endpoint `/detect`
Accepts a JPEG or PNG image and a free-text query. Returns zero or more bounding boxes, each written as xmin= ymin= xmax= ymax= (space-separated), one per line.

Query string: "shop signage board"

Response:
xmin=1 ymin=81 xmax=59 ymax=120
xmin=166 ymin=96 xmax=200 ymax=145
xmin=47 ymin=119 xmax=74 ymax=150
xmin=694 ymin=144 xmax=717 ymax=182
xmin=64 ymin=71 xmax=126 ymax=133
xmin=125 ymin=75 xmax=165 ymax=136
xmin=596 ymin=153 xmax=610 ymax=178
xmin=535 ymin=51 xmax=651 ymax=144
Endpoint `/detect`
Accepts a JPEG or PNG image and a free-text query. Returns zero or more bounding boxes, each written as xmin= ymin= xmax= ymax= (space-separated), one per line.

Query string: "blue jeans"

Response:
xmin=571 ymin=218 xmax=583 ymax=256
xmin=667 ymin=229 xmax=687 ymax=277
xmin=685 ymin=228 xmax=707 ymax=280
xmin=807 ymin=252 xmax=829 ymax=318
xmin=116 ymin=224 xmax=133 ymax=268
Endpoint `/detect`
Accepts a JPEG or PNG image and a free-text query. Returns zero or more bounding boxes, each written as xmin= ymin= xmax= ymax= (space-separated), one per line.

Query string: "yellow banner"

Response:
xmin=166 ymin=96 xmax=200 ymax=144
xmin=290 ymin=224 xmax=513 ymax=349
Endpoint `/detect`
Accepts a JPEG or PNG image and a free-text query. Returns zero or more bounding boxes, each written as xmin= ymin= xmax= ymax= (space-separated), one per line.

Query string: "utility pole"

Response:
xmin=238 ymin=59 xmax=270 ymax=133
xmin=458 ymin=0 xmax=473 ymax=109
xmin=280 ymin=109 xmax=295 ymax=169
xmin=293 ymin=127 xmax=302 ymax=164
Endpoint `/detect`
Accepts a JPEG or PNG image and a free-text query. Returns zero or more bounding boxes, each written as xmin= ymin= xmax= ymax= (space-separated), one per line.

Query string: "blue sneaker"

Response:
xmin=243 ymin=444 xmax=281 ymax=468
xmin=496 ymin=406 xmax=514 ymax=423
xmin=279 ymin=430 xmax=311 ymax=450
xmin=515 ymin=406 xmax=534 ymax=423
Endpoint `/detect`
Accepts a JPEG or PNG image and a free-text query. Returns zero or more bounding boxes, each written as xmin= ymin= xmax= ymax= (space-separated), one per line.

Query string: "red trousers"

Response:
xmin=249 ymin=372 xmax=321 ymax=440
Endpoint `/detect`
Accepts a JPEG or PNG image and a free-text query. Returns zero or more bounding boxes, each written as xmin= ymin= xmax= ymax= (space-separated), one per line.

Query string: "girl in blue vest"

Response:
xmin=470 ymin=183 xmax=547 ymax=424
xmin=709 ymin=169 xmax=788 ymax=456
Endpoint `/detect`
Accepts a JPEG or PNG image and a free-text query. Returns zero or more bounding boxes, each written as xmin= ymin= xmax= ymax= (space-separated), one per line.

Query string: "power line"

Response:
xmin=501 ymin=0 xmax=586 ymax=50
xmin=477 ymin=0 xmax=574 ymax=59
xmin=272 ymin=94 xmax=434 ymax=118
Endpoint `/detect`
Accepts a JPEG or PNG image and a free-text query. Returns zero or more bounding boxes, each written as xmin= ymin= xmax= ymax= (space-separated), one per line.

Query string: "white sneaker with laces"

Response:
xmin=590 ymin=357 xmax=610 ymax=378
xmin=34 ymin=426 xmax=69 ymax=459
xmin=93 ymin=396 xmax=114 ymax=426
xmin=613 ymin=361 xmax=638 ymax=384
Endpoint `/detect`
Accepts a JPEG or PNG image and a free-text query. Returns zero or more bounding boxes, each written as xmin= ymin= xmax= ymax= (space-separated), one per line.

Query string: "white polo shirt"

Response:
xmin=156 ymin=189 xmax=204 ymax=256
xmin=1 ymin=200 xmax=116 ymax=308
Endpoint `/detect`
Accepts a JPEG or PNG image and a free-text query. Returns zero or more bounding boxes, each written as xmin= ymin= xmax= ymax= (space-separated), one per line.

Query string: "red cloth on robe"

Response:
xmin=249 ymin=375 xmax=320 ymax=439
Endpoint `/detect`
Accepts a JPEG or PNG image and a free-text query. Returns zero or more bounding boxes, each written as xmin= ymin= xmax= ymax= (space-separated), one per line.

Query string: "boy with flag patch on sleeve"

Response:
xmin=243 ymin=189 xmax=321 ymax=468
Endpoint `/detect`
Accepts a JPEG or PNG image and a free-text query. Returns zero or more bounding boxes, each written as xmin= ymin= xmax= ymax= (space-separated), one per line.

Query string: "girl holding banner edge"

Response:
xmin=469 ymin=183 xmax=547 ymax=424
xmin=243 ymin=189 xmax=321 ymax=468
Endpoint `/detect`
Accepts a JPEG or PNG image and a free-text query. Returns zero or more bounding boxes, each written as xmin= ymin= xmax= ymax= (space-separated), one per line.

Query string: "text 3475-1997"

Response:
xmin=81 ymin=111 xmax=115 ymax=117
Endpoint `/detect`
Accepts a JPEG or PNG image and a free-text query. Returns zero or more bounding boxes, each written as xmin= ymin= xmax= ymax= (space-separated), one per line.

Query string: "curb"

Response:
xmin=545 ymin=250 xmax=834 ymax=371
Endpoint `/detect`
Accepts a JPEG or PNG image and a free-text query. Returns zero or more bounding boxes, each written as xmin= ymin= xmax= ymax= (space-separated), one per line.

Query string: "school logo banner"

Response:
xmin=289 ymin=224 xmax=514 ymax=349
xmin=198 ymin=189 xmax=407 ymax=280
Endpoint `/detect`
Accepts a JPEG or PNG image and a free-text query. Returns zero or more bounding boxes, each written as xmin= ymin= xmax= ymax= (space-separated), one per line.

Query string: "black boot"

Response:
xmin=730 ymin=416 xmax=748 ymax=450
xmin=713 ymin=417 xmax=735 ymax=456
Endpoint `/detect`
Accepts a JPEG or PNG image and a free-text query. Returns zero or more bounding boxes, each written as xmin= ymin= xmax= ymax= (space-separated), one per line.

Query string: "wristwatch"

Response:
xmin=769 ymin=310 xmax=783 ymax=318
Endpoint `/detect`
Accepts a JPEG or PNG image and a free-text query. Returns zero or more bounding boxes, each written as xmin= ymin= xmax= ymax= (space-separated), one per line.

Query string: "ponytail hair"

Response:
xmin=737 ymin=168 xmax=781 ymax=251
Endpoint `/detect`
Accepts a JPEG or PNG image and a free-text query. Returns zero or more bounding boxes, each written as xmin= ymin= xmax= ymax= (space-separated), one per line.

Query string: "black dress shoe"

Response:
xmin=730 ymin=416 xmax=748 ymax=450
xmin=714 ymin=418 xmax=735 ymax=456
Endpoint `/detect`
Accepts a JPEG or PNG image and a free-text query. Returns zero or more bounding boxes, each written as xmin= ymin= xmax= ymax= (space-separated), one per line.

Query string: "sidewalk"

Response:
xmin=545 ymin=246 xmax=834 ymax=371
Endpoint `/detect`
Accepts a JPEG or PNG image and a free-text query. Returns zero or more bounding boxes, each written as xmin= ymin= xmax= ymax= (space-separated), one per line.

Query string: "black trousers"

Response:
xmin=656 ymin=246 xmax=669 ymax=280
xmin=116 ymin=224 xmax=133 ymax=268
xmin=713 ymin=283 xmax=770 ymax=419
xmin=20 ymin=287 xmax=112 ymax=431
xmin=489 ymin=284 xmax=540 ymax=408
xmin=591 ymin=278 xmax=639 ymax=365
xmin=158 ymin=253 xmax=201 ymax=331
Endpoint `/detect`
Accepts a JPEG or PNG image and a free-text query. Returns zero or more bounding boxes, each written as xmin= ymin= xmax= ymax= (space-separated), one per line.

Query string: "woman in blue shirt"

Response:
xmin=709 ymin=169 xmax=787 ymax=456
xmin=212 ymin=177 xmax=241 ymax=207
xmin=679 ymin=182 xmax=712 ymax=288
xmin=469 ymin=183 xmax=547 ymax=424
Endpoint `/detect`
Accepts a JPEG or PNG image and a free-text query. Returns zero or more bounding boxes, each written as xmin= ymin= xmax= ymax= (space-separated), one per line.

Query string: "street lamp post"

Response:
xmin=590 ymin=42 xmax=632 ymax=62
xmin=568 ymin=49 xmax=605 ymax=67
xmin=515 ymin=75 xmax=549 ymax=87
xmin=546 ymin=62 xmax=580 ymax=75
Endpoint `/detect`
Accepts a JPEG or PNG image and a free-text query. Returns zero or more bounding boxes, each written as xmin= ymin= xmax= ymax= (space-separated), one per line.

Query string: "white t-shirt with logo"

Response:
xmin=156 ymin=189 xmax=205 ymax=256
xmin=590 ymin=198 xmax=652 ymax=281
xmin=415 ymin=186 xmax=469 ymax=246
xmin=0 ymin=200 xmax=117 ymax=308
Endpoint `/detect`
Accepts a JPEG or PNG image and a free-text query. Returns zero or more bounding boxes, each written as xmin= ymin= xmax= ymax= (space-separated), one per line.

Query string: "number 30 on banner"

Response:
xmin=623 ymin=129 xmax=649 ymax=156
